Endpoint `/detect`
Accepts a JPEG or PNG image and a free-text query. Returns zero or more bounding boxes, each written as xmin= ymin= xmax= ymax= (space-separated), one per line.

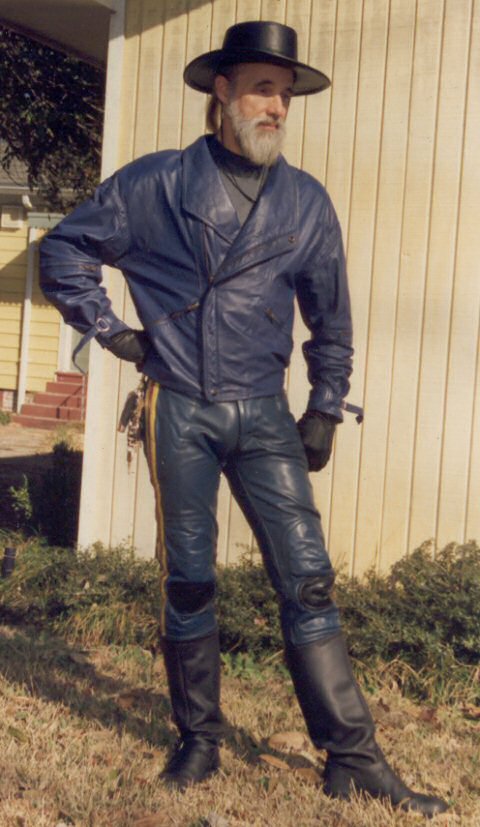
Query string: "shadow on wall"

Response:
xmin=124 ymin=0 xmax=215 ymax=41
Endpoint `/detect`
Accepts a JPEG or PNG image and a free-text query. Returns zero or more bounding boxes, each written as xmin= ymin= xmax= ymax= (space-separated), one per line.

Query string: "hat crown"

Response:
xmin=222 ymin=21 xmax=298 ymax=62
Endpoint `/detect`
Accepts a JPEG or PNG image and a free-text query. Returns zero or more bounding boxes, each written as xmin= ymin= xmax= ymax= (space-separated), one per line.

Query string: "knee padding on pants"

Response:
xmin=167 ymin=580 xmax=215 ymax=614
xmin=298 ymin=571 xmax=335 ymax=611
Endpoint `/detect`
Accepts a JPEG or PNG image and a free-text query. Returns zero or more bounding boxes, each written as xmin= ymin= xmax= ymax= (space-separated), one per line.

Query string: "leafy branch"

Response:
xmin=0 ymin=25 xmax=105 ymax=210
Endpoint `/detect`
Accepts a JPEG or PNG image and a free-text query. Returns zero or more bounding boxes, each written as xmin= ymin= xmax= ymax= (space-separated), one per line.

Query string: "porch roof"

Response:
xmin=0 ymin=0 xmax=117 ymax=66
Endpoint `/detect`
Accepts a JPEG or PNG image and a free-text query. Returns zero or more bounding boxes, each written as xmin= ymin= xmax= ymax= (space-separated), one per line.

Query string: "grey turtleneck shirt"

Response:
xmin=207 ymin=134 xmax=269 ymax=226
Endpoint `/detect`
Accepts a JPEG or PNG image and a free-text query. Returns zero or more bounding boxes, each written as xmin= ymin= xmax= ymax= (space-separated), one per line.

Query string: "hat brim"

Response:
xmin=184 ymin=49 xmax=331 ymax=96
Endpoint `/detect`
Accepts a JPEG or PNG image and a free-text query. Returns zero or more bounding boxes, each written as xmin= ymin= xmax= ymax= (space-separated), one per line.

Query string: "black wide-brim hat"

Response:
xmin=184 ymin=21 xmax=330 ymax=96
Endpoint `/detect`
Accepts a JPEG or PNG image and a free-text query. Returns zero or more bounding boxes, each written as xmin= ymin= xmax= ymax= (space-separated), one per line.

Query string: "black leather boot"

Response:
xmin=285 ymin=632 xmax=448 ymax=817
xmin=161 ymin=631 xmax=223 ymax=790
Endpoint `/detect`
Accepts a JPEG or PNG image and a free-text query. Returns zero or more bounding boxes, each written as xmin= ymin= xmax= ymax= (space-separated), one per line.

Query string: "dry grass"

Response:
xmin=0 ymin=624 xmax=478 ymax=827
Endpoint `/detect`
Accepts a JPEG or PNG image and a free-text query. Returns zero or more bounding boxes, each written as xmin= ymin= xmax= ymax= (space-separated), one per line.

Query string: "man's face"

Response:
xmin=216 ymin=63 xmax=294 ymax=166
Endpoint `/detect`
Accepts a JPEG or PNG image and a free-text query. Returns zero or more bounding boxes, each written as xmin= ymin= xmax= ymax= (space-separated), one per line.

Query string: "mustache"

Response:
xmin=253 ymin=115 xmax=286 ymax=132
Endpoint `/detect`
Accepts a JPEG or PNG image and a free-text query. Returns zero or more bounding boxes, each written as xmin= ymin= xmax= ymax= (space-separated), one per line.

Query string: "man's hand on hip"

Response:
xmin=297 ymin=410 xmax=337 ymax=471
xmin=103 ymin=329 xmax=150 ymax=366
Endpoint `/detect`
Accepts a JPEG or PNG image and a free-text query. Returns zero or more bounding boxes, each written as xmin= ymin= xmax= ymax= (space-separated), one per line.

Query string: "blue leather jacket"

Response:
xmin=40 ymin=136 xmax=354 ymax=419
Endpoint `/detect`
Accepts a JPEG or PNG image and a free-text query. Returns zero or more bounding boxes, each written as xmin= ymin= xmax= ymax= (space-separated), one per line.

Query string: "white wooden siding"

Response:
xmin=79 ymin=0 xmax=480 ymax=572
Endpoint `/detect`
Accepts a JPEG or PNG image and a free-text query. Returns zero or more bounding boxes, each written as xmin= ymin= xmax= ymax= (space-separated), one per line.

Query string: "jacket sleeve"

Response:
xmin=39 ymin=173 xmax=131 ymax=348
xmin=295 ymin=196 xmax=354 ymax=422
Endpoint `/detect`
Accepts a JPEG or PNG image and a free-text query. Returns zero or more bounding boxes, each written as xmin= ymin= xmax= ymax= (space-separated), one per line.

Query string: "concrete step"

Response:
xmin=45 ymin=381 xmax=86 ymax=397
xmin=56 ymin=371 xmax=85 ymax=385
xmin=21 ymin=403 xmax=82 ymax=421
xmin=11 ymin=414 xmax=78 ymax=431
xmin=34 ymin=392 xmax=83 ymax=408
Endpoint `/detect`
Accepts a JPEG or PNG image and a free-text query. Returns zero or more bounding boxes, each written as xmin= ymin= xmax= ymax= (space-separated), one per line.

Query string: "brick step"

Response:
xmin=34 ymin=392 xmax=83 ymax=408
xmin=55 ymin=371 xmax=86 ymax=384
xmin=13 ymin=372 xmax=87 ymax=430
xmin=45 ymin=381 xmax=86 ymax=396
xmin=11 ymin=414 xmax=79 ymax=431
xmin=20 ymin=403 xmax=82 ymax=421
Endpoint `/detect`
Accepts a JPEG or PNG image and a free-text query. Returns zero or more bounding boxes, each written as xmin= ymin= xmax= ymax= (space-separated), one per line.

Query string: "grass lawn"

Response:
xmin=0 ymin=624 xmax=478 ymax=827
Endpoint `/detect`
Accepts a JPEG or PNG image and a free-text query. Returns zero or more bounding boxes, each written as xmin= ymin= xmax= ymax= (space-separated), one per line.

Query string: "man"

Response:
xmin=40 ymin=21 xmax=447 ymax=817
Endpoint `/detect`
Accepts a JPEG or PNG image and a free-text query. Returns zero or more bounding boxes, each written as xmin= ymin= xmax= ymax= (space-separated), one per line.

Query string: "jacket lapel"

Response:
xmin=181 ymin=137 xmax=241 ymax=241
xmin=181 ymin=136 xmax=299 ymax=282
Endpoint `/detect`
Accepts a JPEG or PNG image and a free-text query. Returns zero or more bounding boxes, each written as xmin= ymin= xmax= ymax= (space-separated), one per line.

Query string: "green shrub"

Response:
xmin=216 ymin=556 xmax=282 ymax=657
xmin=0 ymin=410 xmax=11 ymax=425
xmin=0 ymin=537 xmax=479 ymax=703
xmin=9 ymin=475 xmax=33 ymax=525
xmin=216 ymin=541 xmax=480 ymax=702
xmin=0 ymin=540 xmax=161 ymax=647
xmin=8 ymin=439 xmax=82 ymax=545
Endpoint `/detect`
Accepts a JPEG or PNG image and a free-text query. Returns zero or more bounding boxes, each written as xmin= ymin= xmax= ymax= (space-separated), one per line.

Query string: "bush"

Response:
xmin=218 ymin=541 xmax=480 ymax=702
xmin=0 ymin=537 xmax=479 ymax=703
xmin=8 ymin=439 xmax=82 ymax=545
xmin=0 ymin=539 xmax=161 ymax=647
xmin=216 ymin=557 xmax=282 ymax=657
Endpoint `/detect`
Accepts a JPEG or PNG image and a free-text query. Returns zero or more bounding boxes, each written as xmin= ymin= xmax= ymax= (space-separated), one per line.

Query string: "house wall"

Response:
xmin=0 ymin=220 xmax=62 ymax=400
xmin=79 ymin=0 xmax=480 ymax=573
xmin=0 ymin=222 xmax=27 ymax=393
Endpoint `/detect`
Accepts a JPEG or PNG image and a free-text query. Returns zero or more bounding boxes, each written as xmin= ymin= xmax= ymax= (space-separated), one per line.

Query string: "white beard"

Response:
xmin=224 ymin=99 xmax=286 ymax=167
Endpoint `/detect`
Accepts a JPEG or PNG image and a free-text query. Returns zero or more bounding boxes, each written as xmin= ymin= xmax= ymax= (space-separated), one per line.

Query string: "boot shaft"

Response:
xmin=161 ymin=631 xmax=223 ymax=742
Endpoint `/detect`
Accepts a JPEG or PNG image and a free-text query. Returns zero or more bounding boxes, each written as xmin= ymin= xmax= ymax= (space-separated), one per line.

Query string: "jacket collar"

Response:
xmin=181 ymin=136 xmax=298 ymax=256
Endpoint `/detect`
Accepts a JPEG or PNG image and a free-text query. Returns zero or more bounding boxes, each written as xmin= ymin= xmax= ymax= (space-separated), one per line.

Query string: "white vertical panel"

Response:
xmin=133 ymin=0 xmax=165 ymax=156
xmin=302 ymin=0 xmax=336 ymax=184
xmin=78 ymin=0 xmax=129 ymax=550
xmin=181 ymin=1 xmax=214 ymax=147
xmin=354 ymin=0 xmax=416 ymax=571
xmin=261 ymin=0 xmax=286 ymax=22
xmin=466 ymin=325 xmax=480 ymax=541
xmin=408 ymin=0 xmax=473 ymax=551
xmin=211 ymin=0 xmax=236 ymax=47
xmin=118 ymin=0 xmax=142 ymax=164
xmin=379 ymin=0 xmax=445 ymax=569
xmin=288 ymin=1 xmax=338 ymax=539
xmin=323 ymin=0 xmax=363 ymax=232
xmin=319 ymin=0 xmax=362 ymax=568
xmin=331 ymin=0 xmax=390 ymax=574
xmin=157 ymin=0 xmax=189 ymax=150
xmin=436 ymin=0 xmax=480 ymax=547
xmin=282 ymin=0 xmax=310 ymax=169
xmin=464 ymin=0 xmax=480 ymax=545
xmin=235 ymin=0 xmax=262 ymax=24
xmin=110 ymin=0 xmax=166 ymax=547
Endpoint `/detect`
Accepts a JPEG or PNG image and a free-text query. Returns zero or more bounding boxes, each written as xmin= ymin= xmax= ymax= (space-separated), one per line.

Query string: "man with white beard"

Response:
xmin=40 ymin=21 xmax=447 ymax=817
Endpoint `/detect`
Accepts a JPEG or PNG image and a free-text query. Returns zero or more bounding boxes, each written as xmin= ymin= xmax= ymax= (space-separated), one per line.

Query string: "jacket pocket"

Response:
xmin=154 ymin=301 xmax=200 ymax=325
xmin=264 ymin=308 xmax=291 ymax=337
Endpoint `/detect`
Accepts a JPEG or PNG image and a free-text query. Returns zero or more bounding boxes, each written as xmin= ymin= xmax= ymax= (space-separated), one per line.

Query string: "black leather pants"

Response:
xmin=144 ymin=383 xmax=340 ymax=645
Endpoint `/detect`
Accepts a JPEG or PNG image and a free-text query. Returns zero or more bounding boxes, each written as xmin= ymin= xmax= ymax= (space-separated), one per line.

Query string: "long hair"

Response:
xmin=206 ymin=95 xmax=222 ymax=133
xmin=205 ymin=64 xmax=238 ymax=134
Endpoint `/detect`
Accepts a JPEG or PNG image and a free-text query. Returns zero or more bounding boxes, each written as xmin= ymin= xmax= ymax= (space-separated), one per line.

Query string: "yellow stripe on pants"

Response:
xmin=144 ymin=380 xmax=168 ymax=636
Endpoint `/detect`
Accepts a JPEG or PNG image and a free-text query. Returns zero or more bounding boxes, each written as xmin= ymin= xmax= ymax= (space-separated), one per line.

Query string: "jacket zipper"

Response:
xmin=169 ymin=301 xmax=200 ymax=320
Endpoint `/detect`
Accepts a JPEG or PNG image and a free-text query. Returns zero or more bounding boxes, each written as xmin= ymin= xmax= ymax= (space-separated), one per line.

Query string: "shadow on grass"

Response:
xmin=0 ymin=625 xmax=172 ymax=748
xmin=0 ymin=624 xmax=266 ymax=769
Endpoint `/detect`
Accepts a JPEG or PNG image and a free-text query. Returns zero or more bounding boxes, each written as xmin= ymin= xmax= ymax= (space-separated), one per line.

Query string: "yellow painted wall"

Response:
xmin=0 ymin=224 xmax=27 ymax=391
xmin=86 ymin=0 xmax=480 ymax=572
xmin=27 ymin=237 xmax=60 ymax=392
xmin=0 ymin=224 xmax=60 ymax=395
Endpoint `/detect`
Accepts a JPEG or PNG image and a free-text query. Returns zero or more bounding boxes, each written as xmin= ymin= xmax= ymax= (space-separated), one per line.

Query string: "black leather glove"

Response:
xmin=103 ymin=329 xmax=150 ymax=365
xmin=297 ymin=410 xmax=337 ymax=471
